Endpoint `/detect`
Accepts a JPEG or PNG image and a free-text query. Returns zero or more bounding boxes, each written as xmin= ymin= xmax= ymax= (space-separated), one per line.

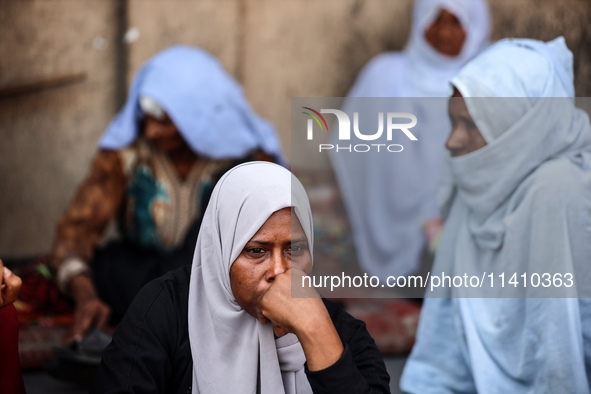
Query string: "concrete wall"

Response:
xmin=1 ymin=0 xmax=590 ymax=257
xmin=0 ymin=1 xmax=121 ymax=256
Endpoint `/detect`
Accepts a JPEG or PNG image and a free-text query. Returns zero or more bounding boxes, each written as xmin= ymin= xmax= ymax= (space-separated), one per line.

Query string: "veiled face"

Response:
xmin=446 ymin=90 xmax=487 ymax=157
xmin=230 ymin=208 xmax=312 ymax=322
xmin=425 ymin=9 xmax=466 ymax=57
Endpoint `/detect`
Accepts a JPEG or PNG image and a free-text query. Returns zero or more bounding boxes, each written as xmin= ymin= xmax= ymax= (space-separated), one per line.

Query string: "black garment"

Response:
xmin=93 ymin=218 xmax=201 ymax=322
xmin=91 ymin=266 xmax=391 ymax=393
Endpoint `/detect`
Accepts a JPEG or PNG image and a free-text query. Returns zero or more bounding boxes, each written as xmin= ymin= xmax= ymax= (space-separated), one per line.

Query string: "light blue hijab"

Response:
xmin=402 ymin=38 xmax=591 ymax=393
xmin=99 ymin=46 xmax=286 ymax=164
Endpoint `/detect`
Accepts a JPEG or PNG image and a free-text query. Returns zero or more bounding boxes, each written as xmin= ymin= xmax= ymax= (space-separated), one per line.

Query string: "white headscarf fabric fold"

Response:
xmin=405 ymin=0 xmax=492 ymax=97
xmin=331 ymin=0 xmax=491 ymax=279
xmin=187 ymin=162 xmax=313 ymax=394
xmin=402 ymin=38 xmax=591 ymax=393
xmin=451 ymin=36 xmax=575 ymax=142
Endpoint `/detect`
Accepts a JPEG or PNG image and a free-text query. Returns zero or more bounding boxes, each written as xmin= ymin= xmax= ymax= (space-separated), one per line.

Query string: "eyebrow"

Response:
xmin=246 ymin=237 xmax=308 ymax=246
xmin=246 ymin=240 xmax=272 ymax=246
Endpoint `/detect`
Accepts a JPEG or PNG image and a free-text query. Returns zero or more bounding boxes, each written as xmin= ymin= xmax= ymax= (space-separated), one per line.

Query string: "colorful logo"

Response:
xmin=302 ymin=106 xmax=418 ymax=153
xmin=302 ymin=107 xmax=329 ymax=134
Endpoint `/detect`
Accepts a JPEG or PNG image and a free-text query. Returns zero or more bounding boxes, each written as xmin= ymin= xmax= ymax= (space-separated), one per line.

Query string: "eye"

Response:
xmin=244 ymin=247 xmax=266 ymax=258
xmin=288 ymin=244 xmax=308 ymax=257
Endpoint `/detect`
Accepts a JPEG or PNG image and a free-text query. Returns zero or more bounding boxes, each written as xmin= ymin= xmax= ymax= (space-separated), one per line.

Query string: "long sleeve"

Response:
xmin=306 ymin=299 xmax=391 ymax=394
xmin=90 ymin=267 xmax=192 ymax=394
xmin=402 ymin=159 xmax=591 ymax=393
xmin=91 ymin=271 xmax=389 ymax=394
xmin=0 ymin=304 xmax=27 ymax=394
xmin=399 ymin=297 xmax=476 ymax=394
xmin=51 ymin=149 xmax=127 ymax=267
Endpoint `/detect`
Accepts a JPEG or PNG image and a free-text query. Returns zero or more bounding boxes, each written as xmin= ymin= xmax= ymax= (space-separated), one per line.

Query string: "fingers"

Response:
xmin=260 ymin=269 xmax=327 ymax=337
xmin=3 ymin=269 xmax=22 ymax=305
xmin=71 ymin=309 xmax=94 ymax=342
xmin=69 ymin=299 xmax=112 ymax=343
xmin=0 ymin=258 xmax=5 ymax=291
xmin=277 ymin=268 xmax=320 ymax=298
xmin=257 ymin=313 xmax=269 ymax=325
xmin=95 ymin=304 xmax=112 ymax=330
xmin=1 ymin=259 xmax=22 ymax=308
xmin=272 ymin=321 xmax=289 ymax=337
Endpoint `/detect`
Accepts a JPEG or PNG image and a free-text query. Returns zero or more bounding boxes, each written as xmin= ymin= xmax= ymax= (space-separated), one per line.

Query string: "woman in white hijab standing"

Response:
xmin=330 ymin=0 xmax=491 ymax=281
xmin=92 ymin=162 xmax=391 ymax=393
xmin=401 ymin=37 xmax=591 ymax=392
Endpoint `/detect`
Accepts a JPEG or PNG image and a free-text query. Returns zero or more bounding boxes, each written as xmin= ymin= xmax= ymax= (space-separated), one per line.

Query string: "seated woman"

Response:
xmin=331 ymin=0 xmax=491 ymax=281
xmin=401 ymin=37 xmax=591 ymax=392
xmin=0 ymin=259 xmax=26 ymax=394
xmin=51 ymin=46 xmax=286 ymax=341
xmin=91 ymin=162 xmax=391 ymax=393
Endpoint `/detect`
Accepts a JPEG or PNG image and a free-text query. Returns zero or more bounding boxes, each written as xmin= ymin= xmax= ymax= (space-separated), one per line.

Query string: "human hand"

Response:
xmin=260 ymin=268 xmax=327 ymax=337
xmin=260 ymin=268 xmax=344 ymax=371
xmin=67 ymin=274 xmax=111 ymax=343
xmin=0 ymin=258 xmax=22 ymax=309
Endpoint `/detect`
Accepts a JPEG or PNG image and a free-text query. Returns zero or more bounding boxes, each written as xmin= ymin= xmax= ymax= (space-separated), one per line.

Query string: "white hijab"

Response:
xmin=331 ymin=0 xmax=491 ymax=280
xmin=347 ymin=0 xmax=491 ymax=98
xmin=402 ymin=38 xmax=591 ymax=393
xmin=187 ymin=162 xmax=314 ymax=394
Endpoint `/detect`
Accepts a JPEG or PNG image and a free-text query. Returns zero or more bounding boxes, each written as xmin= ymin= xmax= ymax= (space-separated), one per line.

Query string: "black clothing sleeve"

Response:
xmin=91 ymin=266 xmax=193 ymax=394
xmin=91 ymin=267 xmax=390 ymax=393
xmin=306 ymin=299 xmax=391 ymax=393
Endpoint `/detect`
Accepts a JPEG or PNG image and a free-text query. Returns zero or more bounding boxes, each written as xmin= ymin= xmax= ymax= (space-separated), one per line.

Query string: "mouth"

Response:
xmin=149 ymin=138 xmax=184 ymax=153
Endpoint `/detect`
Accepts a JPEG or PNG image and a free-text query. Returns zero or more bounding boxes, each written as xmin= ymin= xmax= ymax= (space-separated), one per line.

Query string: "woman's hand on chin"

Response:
xmin=260 ymin=268 xmax=344 ymax=371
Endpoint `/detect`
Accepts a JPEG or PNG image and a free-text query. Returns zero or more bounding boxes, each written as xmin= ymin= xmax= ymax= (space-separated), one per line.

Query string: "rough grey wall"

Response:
xmin=0 ymin=1 xmax=120 ymax=256
xmin=1 ymin=0 xmax=590 ymax=256
xmin=489 ymin=0 xmax=591 ymax=96
xmin=126 ymin=0 xmax=242 ymax=82
xmin=242 ymin=0 xmax=413 ymax=155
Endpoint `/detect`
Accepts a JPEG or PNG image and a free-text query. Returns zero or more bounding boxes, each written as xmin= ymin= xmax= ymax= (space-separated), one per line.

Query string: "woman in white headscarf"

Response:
xmin=92 ymin=162 xmax=391 ymax=394
xmin=330 ymin=0 xmax=491 ymax=280
xmin=401 ymin=37 xmax=591 ymax=392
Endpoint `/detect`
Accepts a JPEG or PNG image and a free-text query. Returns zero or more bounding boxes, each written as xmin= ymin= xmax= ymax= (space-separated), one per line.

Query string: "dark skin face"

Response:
xmin=446 ymin=90 xmax=487 ymax=157
xmin=425 ymin=9 xmax=466 ymax=57
xmin=143 ymin=114 xmax=187 ymax=154
xmin=230 ymin=208 xmax=312 ymax=329
xmin=143 ymin=114 xmax=198 ymax=180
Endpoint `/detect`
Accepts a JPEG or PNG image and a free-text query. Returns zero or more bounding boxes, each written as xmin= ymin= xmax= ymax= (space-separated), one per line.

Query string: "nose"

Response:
xmin=438 ymin=26 xmax=454 ymax=43
xmin=266 ymin=251 xmax=290 ymax=281
xmin=145 ymin=123 xmax=164 ymax=140
xmin=445 ymin=125 xmax=466 ymax=156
